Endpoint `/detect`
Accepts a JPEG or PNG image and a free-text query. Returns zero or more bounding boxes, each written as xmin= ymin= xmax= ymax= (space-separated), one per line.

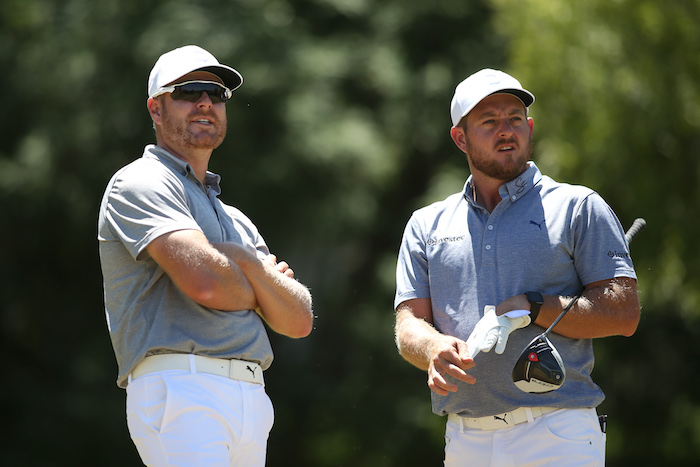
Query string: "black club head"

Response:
xmin=512 ymin=334 xmax=566 ymax=393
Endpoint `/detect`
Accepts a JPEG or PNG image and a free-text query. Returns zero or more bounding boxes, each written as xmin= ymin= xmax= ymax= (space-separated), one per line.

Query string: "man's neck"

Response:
xmin=470 ymin=165 xmax=532 ymax=213
xmin=158 ymin=142 xmax=213 ymax=184
xmin=470 ymin=175 xmax=503 ymax=213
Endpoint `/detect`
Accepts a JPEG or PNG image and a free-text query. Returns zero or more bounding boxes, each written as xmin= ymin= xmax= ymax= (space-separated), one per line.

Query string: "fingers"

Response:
xmin=481 ymin=332 xmax=499 ymax=353
xmin=466 ymin=324 xmax=488 ymax=358
xmin=456 ymin=340 xmax=474 ymax=365
xmin=428 ymin=364 xmax=456 ymax=396
xmin=428 ymin=340 xmax=476 ymax=395
xmin=495 ymin=327 xmax=508 ymax=354
xmin=469 ymin=329 xmax=499 ymax=356
xmin=493 ymin=314 xmax=530 ymax=354
xmin=275 ymin=261 xmax=294 ymax=278
xmin=466 ymin=306 xmax=501 ymax=357
xmin=428 ymin=363 xmax=476 ymax=396
xmin=469 ymin=348 xmax=481 ymax=359
xmin=262 ymin=254 xmax=277 ymax=267
xmin=262 ymin=255 xmax=296 ymax=278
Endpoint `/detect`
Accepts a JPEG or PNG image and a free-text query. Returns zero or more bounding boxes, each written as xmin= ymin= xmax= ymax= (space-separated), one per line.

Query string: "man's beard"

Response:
xmin=465 ymin=136 xmax=533 ymax=182
xmin=161 ymin=106 xmax=227 ymax=151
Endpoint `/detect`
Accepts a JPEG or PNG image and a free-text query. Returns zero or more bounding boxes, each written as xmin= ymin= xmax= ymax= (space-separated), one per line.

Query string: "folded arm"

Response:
xmin=146 ymin=229 xmax=313 ymax=338
xmin=214 ymin=243 xmax=313 ymax=338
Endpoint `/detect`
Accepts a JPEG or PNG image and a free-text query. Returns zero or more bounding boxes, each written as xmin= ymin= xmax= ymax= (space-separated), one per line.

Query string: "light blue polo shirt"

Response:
xmin=395 ymin=162 xmax=636 ymax=418
xmin=98 ymin=145 xmax=274 ymax=388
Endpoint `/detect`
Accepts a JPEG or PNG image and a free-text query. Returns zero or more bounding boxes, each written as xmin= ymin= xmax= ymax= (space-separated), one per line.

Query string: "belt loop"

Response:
xmin=188 ymin=354 xmax=197 ymax=374
xmin=524 ymin=407 xmax=534 ymax=423
xmin=459 ymin=416 xmax=465 ymax=433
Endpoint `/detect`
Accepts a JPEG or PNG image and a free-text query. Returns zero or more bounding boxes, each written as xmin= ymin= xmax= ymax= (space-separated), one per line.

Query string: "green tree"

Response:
xmin=4 ymin=0 xmax=695 ymax=464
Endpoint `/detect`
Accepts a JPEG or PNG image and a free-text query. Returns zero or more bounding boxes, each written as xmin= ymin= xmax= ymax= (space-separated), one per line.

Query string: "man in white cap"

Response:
xmin=393 ymin=69 xmax=640 ymax=465
xmin=98 ymin=45 xmax=314 ymax=466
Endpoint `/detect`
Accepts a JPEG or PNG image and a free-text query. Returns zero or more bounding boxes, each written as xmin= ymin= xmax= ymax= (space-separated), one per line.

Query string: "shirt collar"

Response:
xmin=463 ymin=161 xmax=542 ymax=206
xmin=144 ymin=144 xmax=222 ymax=194
xmin=499 ymin=161 xmax=541 ymax=202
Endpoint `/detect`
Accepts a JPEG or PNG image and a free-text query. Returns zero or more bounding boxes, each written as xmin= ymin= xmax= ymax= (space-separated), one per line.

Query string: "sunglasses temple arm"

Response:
xmin=543 ymin=291 xmax=583 ymax=336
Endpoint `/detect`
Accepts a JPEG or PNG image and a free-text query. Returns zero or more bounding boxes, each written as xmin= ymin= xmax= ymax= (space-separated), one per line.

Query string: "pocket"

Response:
xmin=540 ymin=409 xmax=605 ymax=466
xmin=126 ymin=373 xmax=171 ymax=439
xmin=543 ymin=409 xmax=596 ymax=442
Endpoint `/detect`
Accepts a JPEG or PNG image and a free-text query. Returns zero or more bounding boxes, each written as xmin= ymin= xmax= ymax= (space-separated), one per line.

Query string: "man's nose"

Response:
xmin=196 ymin=91 xmax=213 ymax=106
xmin=497 ymin=119 xmax=514 ymax=137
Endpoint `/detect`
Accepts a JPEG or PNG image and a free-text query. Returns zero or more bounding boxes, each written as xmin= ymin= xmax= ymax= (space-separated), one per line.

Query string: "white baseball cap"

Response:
xmin=148 ymin=45 xmax=243 ymax=98
xmin=450 ymin=69 xmax=534 ymax=126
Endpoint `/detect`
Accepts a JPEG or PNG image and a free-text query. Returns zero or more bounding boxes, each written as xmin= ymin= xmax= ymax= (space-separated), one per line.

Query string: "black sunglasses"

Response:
xmin=153 ymin=80 xmax=233 ymax=104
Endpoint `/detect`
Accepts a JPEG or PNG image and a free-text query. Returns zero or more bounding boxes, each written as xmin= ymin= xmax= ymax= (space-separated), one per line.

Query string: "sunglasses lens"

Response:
xmin=171 ymin=82 xmax=229 ymax=103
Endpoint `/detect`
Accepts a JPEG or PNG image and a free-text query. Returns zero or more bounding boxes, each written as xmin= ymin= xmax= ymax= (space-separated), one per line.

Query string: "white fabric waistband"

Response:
xmin=448 ymin=407 xmax=557 ymax=431
xmin=131 ymin=354 xmax=264 ymax=386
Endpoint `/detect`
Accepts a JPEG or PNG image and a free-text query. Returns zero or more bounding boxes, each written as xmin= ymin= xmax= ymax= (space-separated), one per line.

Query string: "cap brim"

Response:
xmin=492 ymin=88 xmax=534 ymax=108
xmin=197 ymin=65 xmax=243 ymax=92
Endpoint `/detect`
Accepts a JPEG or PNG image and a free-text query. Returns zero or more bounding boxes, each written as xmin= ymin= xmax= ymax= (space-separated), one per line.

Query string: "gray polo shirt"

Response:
xmin=98 ymin=145 xmax=273 ymax=388
xmin=395 ymin=162 xmax=636 ymax=418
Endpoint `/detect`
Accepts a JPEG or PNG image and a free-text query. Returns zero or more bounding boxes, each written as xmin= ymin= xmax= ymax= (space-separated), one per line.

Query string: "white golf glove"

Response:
xmin=466 ymin=306 xmax=531 ymax=358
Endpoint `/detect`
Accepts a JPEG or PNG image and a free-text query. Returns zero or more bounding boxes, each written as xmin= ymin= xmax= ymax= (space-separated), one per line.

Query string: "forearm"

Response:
xmin=535 ymin=278 xmax=640 ymax=339
xmin=218 ymin=243 xmax=313 ymax=338
xmin=207 ymin=259 xmax=259 ymax=311
xmin=395 ymin=308 xmax=441 ymax=371
xmin=240 ymin=260 xmax=313 ymax=338
xmin=395 ymin=304 xmax=477 ymax=394
xmin=147 ymin=230 xmax=258 ymax=311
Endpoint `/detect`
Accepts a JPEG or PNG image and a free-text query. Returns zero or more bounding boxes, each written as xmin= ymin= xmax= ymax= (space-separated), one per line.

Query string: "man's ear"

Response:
xmin=450 ymin=126 xmax=468 ymax=154
xmin=147 ymin=97 xmax=162 ymax=125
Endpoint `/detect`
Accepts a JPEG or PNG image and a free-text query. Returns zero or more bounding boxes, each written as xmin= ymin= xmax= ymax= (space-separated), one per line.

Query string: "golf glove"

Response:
xmin=467 ymin=306 xmax=531 ymax=358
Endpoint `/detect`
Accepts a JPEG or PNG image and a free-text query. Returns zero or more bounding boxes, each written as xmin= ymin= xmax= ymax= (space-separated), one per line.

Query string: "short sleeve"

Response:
xmin=572 ymin=193 xmax=637 ymax=285
xmin=99 ymin=161 xmax=202 ymax=260
xmin=394 ymin=212 xmax=431 ymax=309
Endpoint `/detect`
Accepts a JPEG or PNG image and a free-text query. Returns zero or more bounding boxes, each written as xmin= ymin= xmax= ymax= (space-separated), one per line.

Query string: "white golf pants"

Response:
xmin=126 ymin=370 xmax=274 ymax=466
xmin=444 ymin=408 xmax=606 ymax=466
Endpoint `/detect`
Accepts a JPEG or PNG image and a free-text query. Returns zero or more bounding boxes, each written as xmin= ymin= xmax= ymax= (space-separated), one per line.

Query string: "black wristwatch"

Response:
xmin=525 ymin=291 xmax=543 ymax=323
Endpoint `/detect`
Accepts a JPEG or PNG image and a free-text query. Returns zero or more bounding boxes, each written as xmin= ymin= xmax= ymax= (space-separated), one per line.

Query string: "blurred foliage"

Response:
xmin=0 ymin=0 xmax=698 ymax=465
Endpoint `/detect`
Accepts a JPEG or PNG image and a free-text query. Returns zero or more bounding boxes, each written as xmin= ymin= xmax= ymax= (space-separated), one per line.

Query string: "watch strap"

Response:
xmin=525 ymin=291 xmax=543 ymax=323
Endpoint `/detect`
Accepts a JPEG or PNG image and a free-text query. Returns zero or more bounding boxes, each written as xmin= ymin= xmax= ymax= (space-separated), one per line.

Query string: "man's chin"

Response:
xmin=478 ymin=162 xmax=528 ymax=182
xmin=186 ymin=133 xmax=226 ymax=150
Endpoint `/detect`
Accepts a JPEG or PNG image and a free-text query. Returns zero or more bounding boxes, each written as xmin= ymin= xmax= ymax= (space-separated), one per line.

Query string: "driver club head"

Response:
xmin=512 ymin=334 xmax=566 ymax=393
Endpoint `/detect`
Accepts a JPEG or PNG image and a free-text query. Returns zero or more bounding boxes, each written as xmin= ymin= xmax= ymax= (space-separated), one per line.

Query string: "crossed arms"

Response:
xmin=394 ymin=277 xmax=639 ymax=395
xmin=147 ymin=229 xmax=314 ymax=338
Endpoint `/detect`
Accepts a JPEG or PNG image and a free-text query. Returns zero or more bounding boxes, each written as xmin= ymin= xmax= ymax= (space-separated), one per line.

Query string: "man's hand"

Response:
xmin=261 ymin=254 xmax=295 ymax=279
xmin=236 ymin=252 xmax=312 ymax=339
xmin=466 ymin=306 xmax=531 ymax=358
xmin=427 ymin=335 xmax=476 ymax=396
xmin=395 ymin=299 xmax=476 ymax=396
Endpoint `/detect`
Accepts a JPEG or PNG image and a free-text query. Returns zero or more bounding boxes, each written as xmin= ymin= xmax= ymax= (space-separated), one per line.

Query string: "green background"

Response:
xmin=2 ymin=0 xmax=699 ymax=465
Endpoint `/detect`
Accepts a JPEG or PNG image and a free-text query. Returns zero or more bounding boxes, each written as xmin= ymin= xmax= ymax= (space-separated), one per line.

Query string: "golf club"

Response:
xmin=512 ymin=218 xmax=646 ymax=393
